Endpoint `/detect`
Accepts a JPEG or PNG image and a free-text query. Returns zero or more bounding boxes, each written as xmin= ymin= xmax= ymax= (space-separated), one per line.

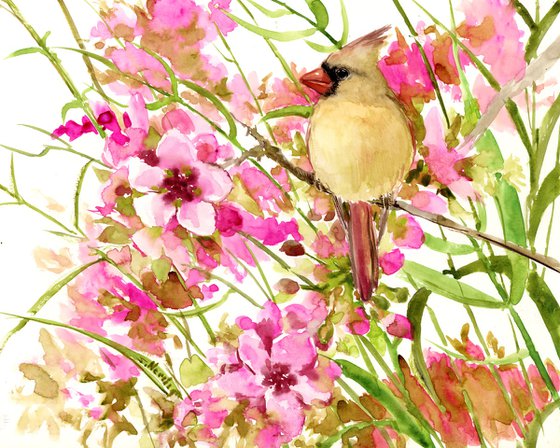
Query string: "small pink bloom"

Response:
xmin=393 ymin=215 xmax=425 ymax=249
xmin=129 ymin=129 xmax=232 ymax=235
xmin=208 ymin=0 xmax=237 ymax=35
xmin=411 ymin=190 xmax=448 ymax=214
xmin=380 ymin=249 xmax=405 ymax=275
xmin=423 ymin=108 xmax=476 ymax=198
xmin=346 ymin=307 xmax=370 ymax=335
xmin=459 ymin=0 xmax=525 ymax=84
xmin=382 ymin=313 xmax=413 ymax=339
xmin=99 ymin=348 xmax=140 ymax=381
xmin=379 ymin=29 xmax=435 ymax=106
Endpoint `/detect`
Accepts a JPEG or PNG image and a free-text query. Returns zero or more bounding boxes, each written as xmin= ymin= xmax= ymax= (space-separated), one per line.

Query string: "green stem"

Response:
xmin=2 ymin=0 xmax=104 ymax=136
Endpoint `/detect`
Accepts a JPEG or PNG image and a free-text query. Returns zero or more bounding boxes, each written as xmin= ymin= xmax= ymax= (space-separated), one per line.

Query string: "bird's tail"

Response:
xmin=347 ymin=201 xmax=378 ymax=300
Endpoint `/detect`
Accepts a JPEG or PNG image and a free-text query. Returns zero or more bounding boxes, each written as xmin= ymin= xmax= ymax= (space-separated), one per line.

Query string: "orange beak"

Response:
xmin=300 ymin=67 xmax=333 ymax=95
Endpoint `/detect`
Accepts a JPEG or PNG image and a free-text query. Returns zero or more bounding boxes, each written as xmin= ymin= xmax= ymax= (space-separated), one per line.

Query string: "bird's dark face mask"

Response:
xmin=300 ymin=63 xmax=350 ymax=97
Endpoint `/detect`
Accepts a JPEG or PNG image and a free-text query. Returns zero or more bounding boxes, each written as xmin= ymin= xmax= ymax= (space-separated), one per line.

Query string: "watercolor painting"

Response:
xmin=1 ymin=0 xmax=560 ymax=446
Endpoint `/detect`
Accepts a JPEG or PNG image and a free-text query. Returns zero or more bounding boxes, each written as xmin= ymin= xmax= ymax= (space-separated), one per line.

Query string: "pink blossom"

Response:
xmin=382 ymin=313 xmax=413 ymax=339
xmin=459 ymin=0 xmax=525 ymax=85
xmin=380 ymin=249 xmax=405 ymax=275
xmin=345 ymin=307 xmax=370 ymax=335
xmin=393 ymin=215 xmax=425 ymax=249
xmin=174 ymin=388 xmax=229 ymax=442
xmin=149 ymin=0 xmax=202 ymax=32
xmin=228 ymin=72 xmax=260 ymax=123
xmin=109 ymin=43 xmax=170 ymax=90
xmin=379 ymin=29 xmax=435 ymax=106
xmin=423 ymin=108 xmax=475 ymax=197
xmin=411 ymin=190 xmax=448 ymax=214
xmin=99 ymin=348 xmax=140 ymax=381
xmin=128 ymin=129 xmax=232 ymax=235
xmin=52 ymin=115 xmax=97 ymax=141
xmin=208 ymin=0 xmax=237 ymax=35
xmin=213 ymin=301 xmax=339 ymax=447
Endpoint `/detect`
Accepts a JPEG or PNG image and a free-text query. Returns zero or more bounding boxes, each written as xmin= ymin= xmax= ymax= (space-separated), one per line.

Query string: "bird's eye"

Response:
xmin=335 ymin=67 xmax=349 ymax=80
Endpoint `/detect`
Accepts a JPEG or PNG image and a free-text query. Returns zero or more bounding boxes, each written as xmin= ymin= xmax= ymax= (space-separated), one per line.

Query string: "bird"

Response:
xmin=300 ymin=26 xmax=415 ymax=300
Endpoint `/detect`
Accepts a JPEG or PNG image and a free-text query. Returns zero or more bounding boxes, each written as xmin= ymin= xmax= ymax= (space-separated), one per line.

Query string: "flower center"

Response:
xmin=262 ymin=363 xmax=297 ymax=395
xmin=161 ymin=167 xmax=200 ymax=204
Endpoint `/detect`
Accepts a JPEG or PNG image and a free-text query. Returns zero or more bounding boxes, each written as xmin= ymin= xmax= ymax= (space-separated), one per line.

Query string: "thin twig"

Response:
xmin=241 ymin=124 xmax=560 ymax=274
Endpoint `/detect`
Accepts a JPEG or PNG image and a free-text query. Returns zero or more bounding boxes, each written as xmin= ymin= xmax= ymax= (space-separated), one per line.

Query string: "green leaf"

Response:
xmin=529 ymin=165 xmax=560 ymax=245
xmin=338 ymin=0 xmax=349 ymax=46
xmin=224 ymin=11 xmax=316 ymax=41
xmin=533 ymin=94 xmax=560 ymax=194
xmin=1 ymin=312 xmax=180 ymax=396
xmin=305 ymin=39 xmax=339 ymax=53
xmin=525 ymin=2 xmax=560 ymax=61
xmin=245 ymin=0 xmax=292 ymax=17
xmin=261 ymin=105 xmax=313 ymax=121
xmin=423 ymin=233 xmax=475 ymax=255
xmin=407 ymin=288 xmax=439 ymax=403
xmin=402 ymin=261 xmax=503 ymax=308
xmin=306 ymin=0 xmax=329 ymax=30
xmin=152 ymin=258 xmax=171 ymax=283
xmin=336 ymin=359 xmax=435 ymax=447
xmin=494 ymin=179 xmax=528 ymax=305
xmin=61 ymin=99 xmax=82 ymax=121
xmin=6 ymin=46 xmax=47 ymax=59
xmin=454 ymin=256 xmax=512 ymax=279
xmin=527 ymin=271 xmax=560 ymax=360
xmin=180 ymin=354 xmax=213 ymax=388
xmin=0 ymin=259 xmax=102 ymax=352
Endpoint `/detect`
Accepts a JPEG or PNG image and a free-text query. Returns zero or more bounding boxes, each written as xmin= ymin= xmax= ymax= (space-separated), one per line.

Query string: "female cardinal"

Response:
xmin=300 ymin=26 xmax=414 ymax=300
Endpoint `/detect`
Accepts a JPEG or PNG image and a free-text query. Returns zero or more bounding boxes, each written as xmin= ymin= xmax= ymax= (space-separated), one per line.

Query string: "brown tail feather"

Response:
xmin=347 ymin=201 xmax=378 ymax=300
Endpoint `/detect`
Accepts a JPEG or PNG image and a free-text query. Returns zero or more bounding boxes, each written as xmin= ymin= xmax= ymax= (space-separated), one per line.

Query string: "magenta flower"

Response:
xmin=378 ymin=29 xmax=436 ymax=106
xmin=174 ymin=388 xmax=229 ymax=443
xmin=380 ymin=249 xmax=405 ymax=275
xmin=423 ymin=108 xmax=476 ymax=198
xmin=382 ymin=313 xmax=413 ymax=340
xmin=212 ymin=302 xmax=339 ymax=447
xmin=459 ymin=0 xmax=525 ymax=85
xmin=208 ymin=0 xmax=237 ymax=35
xmin=128 ymin=129 xmax=232 ymax=235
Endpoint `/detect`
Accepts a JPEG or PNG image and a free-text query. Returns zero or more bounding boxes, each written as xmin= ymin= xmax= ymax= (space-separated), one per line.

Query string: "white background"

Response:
xmin=1 ymin=0 xmax=559 ymax=446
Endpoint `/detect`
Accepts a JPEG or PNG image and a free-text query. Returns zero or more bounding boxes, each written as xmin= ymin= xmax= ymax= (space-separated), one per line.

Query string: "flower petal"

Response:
xmin=157 ymin=129 xmax=197 ymax=169
xmin=177 ymin=200 xmax=216 ymax=236
xmin=196 ymin=162 xmax=233 ymax=202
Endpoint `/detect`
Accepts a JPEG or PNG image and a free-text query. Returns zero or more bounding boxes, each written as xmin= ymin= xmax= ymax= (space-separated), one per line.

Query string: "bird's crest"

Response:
xmin=326 ymin=25 xmax=391 ymax=72
xmin=344 ymin=25 xmax=391 ymax=50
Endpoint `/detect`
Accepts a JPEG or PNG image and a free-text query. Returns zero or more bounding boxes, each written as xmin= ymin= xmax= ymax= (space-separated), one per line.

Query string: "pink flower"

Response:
xmin=458 ymin=0 xmax=525 ymax=85
xmin=174 ymin=388 xmax=229 ymax=442
xmin=382 ymin=313 xmax=413 ymax=339
xmin=380 ymin=249 xmax=405 ymax=275
xmin=411 ymin=190 xmax=448 ymax=214
xmin=423 ymin=108 xmax=475 ymax=197
xmin=129 ymin=129 xmax=232 ymax=235
xmin=393 ymin=215 xmax=424 ymax=249
xmin=109 ymin=43 xmax=170 ymax=90
xmin=379 ymin=29 xmax=435 ymax=106
xmin=208 ymin=0 xmax=237 ymax=35
xmin=99 ymin=348 xmax=140 ymax=381
xmin=212 ymin=302 xmax=339 ymax=447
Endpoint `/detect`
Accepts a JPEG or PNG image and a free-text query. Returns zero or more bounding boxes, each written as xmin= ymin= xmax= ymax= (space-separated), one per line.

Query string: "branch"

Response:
xmin=242 ymin=125 xmax=560 ymax=274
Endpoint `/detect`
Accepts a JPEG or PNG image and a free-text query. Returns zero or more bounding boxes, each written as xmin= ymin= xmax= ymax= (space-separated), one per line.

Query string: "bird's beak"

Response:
xmin=300 ymin=67 xmax=333 ymax=95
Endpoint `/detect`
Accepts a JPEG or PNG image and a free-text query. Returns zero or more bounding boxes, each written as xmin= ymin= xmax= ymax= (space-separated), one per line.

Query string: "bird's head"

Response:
xmin=300 ymin=25 xmax=390 ymax=99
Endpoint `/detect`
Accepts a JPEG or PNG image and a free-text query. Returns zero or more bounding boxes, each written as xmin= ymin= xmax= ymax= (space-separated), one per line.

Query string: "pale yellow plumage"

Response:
xmin=301 ymin=27 xmax=414 ymax=299
xmin=307 ymin=37 xmax=413 ymax=202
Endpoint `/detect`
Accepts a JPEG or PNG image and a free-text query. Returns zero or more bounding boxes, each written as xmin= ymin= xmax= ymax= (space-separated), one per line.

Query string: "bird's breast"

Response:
xmin=308 ymin=99 xmax=414 ymax=201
